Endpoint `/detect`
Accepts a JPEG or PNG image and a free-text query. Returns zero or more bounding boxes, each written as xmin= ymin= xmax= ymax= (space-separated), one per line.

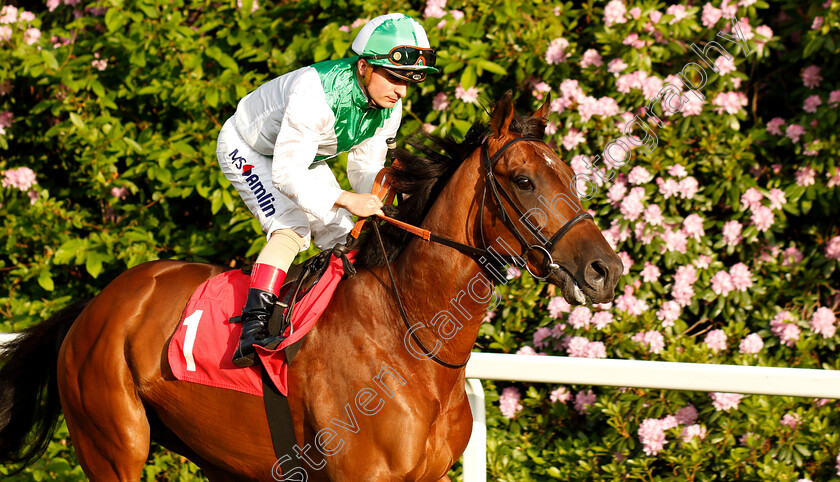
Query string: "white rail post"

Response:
xmin=462 ymin=378 xmax=486 ymax=482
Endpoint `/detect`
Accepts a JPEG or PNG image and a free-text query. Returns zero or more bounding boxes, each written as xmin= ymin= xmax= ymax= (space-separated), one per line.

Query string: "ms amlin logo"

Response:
xmin=227 ymin=149 xmax=276 ymax=217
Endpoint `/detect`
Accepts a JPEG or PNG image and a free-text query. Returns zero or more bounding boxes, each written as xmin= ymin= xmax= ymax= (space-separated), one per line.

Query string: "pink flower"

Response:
xmin=516 ymin=345 xmax=538 ymax=356
xmin=829 ymin=168 xmax=840 ymax=188
xmin=1 ymin=167 xmax=37 ymax=191
xmin=681 ymin=97 xmax=704 ymax=116
xmin=574 ymin=389 xmax=597 ymax=414
xmin=423 ymin=0 xmax=447 ymax=18
xmin=657 ymin=177 xmax=680 ymax=198
xmin=607 ymin=58 xmax=627 ymax=74
xmin=701 ymin=3 xmax=722 ymax=28
xmin=550 ymin=386 xmax=572 ymax=403
xmin=715 ymin=56 xmax=736 ymax=76
xmin=533 ymin=327 xmax=552 ymax=349
xmin=801 ymin=66 xmax=822 ymax=89
xmin=23 ymin=27 xmax=41 ymax=45
xmin=712 ymin=91 xmax=748 ymax=115
xmin=771 ymin=311 xmax=801 ymax=347
xmin=678 ymin=177 xmax=699 ymax=199
xmin=561 ymin=128 xmax=586 ymax=151
xmin=812 ymin=16 xmax=824 ymax=30
xmin=338 ymin=25 xmax=350 ymax=33
xmin=0 ymin=5 xmax=17 ymax=24
xmin=432 ymin=92 xmax=449 ymax=111
xmin=638 ymin=417 xmax=677 ymax=455
xmin=591 ymin=312 xmax=614 ymax=330
xmin=795 ymin=167 xmax=816 ymax=186
xmin=804 ymin=95 xmax=822 ymax=113
xmin=705 ymin=329 xmax=728 ymax=352
xmin=722 ymin=220 xmax=743 ymax=245
xmin=741 ymin=188 xmax=763 ymax=210
xmin=649 ymin=10 xmax=663 ymax=23
xmin=661 ymin=226 xmax=688 ymax=254
xmin=665 ymin=4 xmax=690 ymax=24
xmin=632 ymin=330 xmax=665 ymax=354
xmin=739 ymin=333 xmax=763 ymax=354
xmin=628 ymin=166 xmax=652 ymax=185
xmin=603 ymin=0 xmax=627 ymax=27
xmin=567 ymin=337 xmax=606 ymax=358
xmin=614 ymin=286 xmax=648 ymax=316
xmin=27 ymin=190 xmax=40 ymax=205
xmin=606 ymin=182 xmax=627 ymax=204
xmin=830 ymin=91 xmax=840 ymax=105
xmin=751 ymin=205 xmax=774 ymax=232
xmin=675 ymin=405 xmax=698 ymax=425
xmin=782 ymin=246 xmax=803 ymax=267
xmin=781 ymin=413 xmax=801 ymax=429
xmin=455 ymin=84 xmax=479 ymax=104
xmin=0 ymin=25 xmax=10 ymax=42
xmin=668 ymin=164 xmax=687 ymax=178
xmin=729 ymin=263 xmax=753 ymax=292
xmin=710 ymin=392 xmax=743 ymax=411
xmin=681 ymin=424 xmax=707 ymax=442
xmin=548 ymin=296 xmax=571 ymax=318
xmin=499 ymin=387 xmax=524 ymax=418
xmin=545 ymin=37 xmax=570 ymax=64
xmin=657 ymin=301 xmax=681 ymax=327
xmin=785 ymin=124 xmax=805 ymax=143
xmin=628 ymin=7 xmax=641 ymax=19
xmin=767 ymin=188 xmax=786 ymax=210
xmin=236 ymin=0 xmax=259 ymax=12
xmin=580 ymin=49 xmax=603 ymax=68
xmin=619 ymin=188 xmax=645 ymax=221
xmin=826 ymin=236 xmax=840 ymax=260
xmin=810 ymin=307 xmax=836 ymax=338
xmin=568 ymin=306 xmax=593 ymax=329
xmin=641 ymin=262 xmax=661 ymax=283
xmin=683 ymin=214 xmax=705 ymax=241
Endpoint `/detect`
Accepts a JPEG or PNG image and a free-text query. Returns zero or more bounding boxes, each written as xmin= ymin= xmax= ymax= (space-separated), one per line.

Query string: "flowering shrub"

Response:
xmin=1 ymin=0 xmax=839 ymax=480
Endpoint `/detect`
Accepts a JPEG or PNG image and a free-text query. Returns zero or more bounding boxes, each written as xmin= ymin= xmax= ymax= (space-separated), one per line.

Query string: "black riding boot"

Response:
xmin=232 ymin=288 xmax=284 ymax=367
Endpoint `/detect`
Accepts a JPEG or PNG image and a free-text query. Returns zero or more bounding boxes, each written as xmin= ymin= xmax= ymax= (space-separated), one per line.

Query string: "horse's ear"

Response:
xmin=490 ymin=90 xmax=515 ymax=137
xmin=532 ymin=92 xmax=551 ymax=120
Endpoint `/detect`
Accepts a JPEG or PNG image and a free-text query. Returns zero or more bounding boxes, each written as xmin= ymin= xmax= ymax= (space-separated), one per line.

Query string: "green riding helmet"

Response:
xmin=352 ymin=13 xmax=439 ymax=83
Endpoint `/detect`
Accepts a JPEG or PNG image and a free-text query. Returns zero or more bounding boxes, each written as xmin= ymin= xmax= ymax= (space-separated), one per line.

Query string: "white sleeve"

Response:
xmin=346 ymin=101 xmax=402 ymax=195
xmin=270 ymin=71 xmax=343 ymax=224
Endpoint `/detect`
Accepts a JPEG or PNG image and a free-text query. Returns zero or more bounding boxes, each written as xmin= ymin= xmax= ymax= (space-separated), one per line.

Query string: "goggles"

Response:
xmin=381 ymin=67 xmax=427 ymax=83
xmin=365 ymin=45 xmax=437 ymax=69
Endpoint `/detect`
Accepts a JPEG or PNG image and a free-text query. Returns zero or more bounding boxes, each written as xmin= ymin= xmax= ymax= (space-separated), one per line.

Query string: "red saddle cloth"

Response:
xmin=167 ymin=252 xmax=355 ymax=396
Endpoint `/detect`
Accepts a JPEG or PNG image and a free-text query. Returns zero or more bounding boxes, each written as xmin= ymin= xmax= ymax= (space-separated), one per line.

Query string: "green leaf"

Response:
xmin=37 ymin=269 xmax=55 ymax=291
xmin=460 ymin=64 xmax=477 ymax=90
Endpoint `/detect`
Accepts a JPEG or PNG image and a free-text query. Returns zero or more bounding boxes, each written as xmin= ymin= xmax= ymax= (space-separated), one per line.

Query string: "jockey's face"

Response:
xmin=365 ymin=66 xmax=409 ymax=109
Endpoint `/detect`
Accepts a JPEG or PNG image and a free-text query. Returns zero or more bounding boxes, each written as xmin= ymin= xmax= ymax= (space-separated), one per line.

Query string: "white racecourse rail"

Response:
xmin=3 ymin=334 xmax=839 ymax=480
xmin=460 ymin=352 xmax=840 ymax=482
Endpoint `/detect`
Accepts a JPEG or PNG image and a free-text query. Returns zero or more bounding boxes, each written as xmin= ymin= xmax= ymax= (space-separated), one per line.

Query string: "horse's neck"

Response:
xmin=389 ymin=162 xmax=489 ymax=374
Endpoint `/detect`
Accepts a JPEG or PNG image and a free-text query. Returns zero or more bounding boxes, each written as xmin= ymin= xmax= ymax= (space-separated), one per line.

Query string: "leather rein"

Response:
xmin=369 ymin=135 xmax=593 ymax=369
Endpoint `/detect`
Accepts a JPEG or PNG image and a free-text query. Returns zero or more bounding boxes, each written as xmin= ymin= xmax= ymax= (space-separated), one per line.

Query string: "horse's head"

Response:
xmin=476 ymin=91 xmax=622 ymax=304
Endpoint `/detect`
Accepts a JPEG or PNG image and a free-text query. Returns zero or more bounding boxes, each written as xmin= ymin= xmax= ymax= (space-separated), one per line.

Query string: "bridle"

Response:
xmin=370 ymin=135 xmax=592 ymax=369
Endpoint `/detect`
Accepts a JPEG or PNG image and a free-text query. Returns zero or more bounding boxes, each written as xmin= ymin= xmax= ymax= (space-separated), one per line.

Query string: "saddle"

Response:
xmin=230 ymin=243 xmax=357 ymax=353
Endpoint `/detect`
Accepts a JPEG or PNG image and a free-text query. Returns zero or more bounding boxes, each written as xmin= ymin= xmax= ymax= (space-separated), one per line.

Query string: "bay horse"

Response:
xmin=0 ymin=92 xmax=622 ymax=481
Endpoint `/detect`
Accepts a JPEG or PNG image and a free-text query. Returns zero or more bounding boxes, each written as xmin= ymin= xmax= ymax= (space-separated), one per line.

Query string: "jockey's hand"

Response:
xmin=336 ymin=191 xmax=385 ymax=218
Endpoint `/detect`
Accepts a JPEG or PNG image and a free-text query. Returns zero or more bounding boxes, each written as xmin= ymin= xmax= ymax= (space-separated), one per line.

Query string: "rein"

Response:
xmin=368 ymin=135 xmax=593 ymax=370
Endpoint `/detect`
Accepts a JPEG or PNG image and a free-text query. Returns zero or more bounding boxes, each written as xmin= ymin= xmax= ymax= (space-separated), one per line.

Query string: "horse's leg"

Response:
xmin=58 ymin=300 xmax=154 ymax=481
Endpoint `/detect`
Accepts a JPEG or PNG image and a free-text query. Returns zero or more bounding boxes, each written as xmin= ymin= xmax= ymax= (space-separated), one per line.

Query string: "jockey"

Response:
xmin=216 ymin=13 xmax=438 ymax=367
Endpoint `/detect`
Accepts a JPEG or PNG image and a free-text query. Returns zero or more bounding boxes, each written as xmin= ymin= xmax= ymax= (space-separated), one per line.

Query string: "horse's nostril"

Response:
xmin=585 ymin=260 xmax=608 ymax=289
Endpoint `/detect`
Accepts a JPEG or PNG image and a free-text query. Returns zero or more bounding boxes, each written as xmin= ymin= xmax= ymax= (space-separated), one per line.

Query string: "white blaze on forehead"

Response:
xmin=542 ymin=153 xmax=556 ymax=167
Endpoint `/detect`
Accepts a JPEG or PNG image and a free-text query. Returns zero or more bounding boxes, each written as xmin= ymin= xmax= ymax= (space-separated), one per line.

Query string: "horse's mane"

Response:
xmin=353 ymin=113 xmax=547 ymax=268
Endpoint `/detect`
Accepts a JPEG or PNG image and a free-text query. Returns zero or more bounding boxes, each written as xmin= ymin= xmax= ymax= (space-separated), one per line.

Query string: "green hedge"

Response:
xmin=2 ymin=0 xmax=839 ymax=480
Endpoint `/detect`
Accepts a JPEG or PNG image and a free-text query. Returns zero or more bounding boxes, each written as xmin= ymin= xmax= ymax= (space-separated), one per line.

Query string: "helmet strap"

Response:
xmin=356 ymin=59 xmax=384 ymax=109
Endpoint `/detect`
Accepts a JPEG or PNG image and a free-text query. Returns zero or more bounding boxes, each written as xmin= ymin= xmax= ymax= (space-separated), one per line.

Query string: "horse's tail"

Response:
xmin=0 ymin=299 xmax=89 ymax=471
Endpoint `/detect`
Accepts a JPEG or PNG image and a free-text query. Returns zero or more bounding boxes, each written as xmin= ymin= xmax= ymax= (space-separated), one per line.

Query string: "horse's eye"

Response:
xmin=514 ymin=176 xmax=534 ymax=191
